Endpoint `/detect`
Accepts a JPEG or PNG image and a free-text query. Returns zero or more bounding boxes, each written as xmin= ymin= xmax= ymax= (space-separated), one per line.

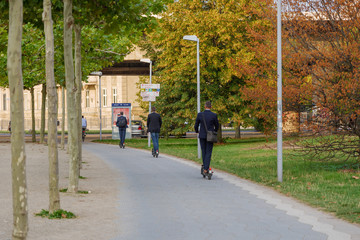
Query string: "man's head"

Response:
xmin=82 ymin=115 xmax=84 ymax=118
xmin=205 ymin=101 xmax=211 ymax=109
xmin=151 ymin=106 xmax=156 ymax=112
xmin=120 ymin=112 xmax=124 ymax=116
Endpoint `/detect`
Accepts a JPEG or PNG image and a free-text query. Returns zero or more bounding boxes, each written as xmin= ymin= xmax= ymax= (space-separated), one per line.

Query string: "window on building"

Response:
xmin=86 ymin=90 xmax=90 ymax=108
xmin=3 ymin=94 xmax=6 ymax=111
xmin=112 ymin=88 xmax=117 ymax=103
xmin=103 ymin=88 xmax=107 ymax=107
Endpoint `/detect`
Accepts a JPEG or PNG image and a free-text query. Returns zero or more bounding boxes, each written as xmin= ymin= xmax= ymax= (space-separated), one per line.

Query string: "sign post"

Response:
xmin=141 ymin=84 xmax=160 ymax=147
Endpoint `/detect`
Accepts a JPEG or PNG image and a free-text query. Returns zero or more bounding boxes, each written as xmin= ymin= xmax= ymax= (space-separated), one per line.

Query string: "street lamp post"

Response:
xmin=183 ymin=35 xmax=201 ymax=159
xmin=140 ymin=59 xmax=152 ymax=148
xmin=91 ymin=71 xmax=103 ymax=140
xmin=277 ymin=0 xmax=283 ymax=182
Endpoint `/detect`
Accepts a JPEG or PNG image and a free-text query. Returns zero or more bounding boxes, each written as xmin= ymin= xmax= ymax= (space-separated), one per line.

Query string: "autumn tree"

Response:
xmin=7 ymin=0 xmax=28 ymax=239
xmin=231 ymin=0 xmax=315 ymax=135
xmin=281 ymin=0 xmax=360 ymax=164
xmin=139 ymin=0 xmax=257 ymax=139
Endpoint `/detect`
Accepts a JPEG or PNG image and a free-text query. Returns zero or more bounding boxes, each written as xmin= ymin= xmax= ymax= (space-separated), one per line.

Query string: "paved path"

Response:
xmin=83 ymin=142 xmax=360 ymax=240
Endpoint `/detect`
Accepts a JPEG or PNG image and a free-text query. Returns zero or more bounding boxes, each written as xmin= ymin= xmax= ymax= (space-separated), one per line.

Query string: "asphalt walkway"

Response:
xmin=83 ymin=142 xmax=360 ymax=240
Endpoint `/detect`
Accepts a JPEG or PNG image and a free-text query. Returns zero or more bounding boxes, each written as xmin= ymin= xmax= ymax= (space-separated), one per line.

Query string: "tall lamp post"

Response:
xmin=183 ymin=35 xmax=201 ymax=159
xmin=277 ymin=0 xmax=283 ymax=182
xmin=91 ymin=71 xmax=103 ymax=140
xmin=140 ymin=58 xmax=152 ymax=148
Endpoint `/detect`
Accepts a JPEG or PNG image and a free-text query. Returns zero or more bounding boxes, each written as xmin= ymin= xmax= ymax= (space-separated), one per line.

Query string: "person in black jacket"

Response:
xmin=194 ymin=101 xmax=219 ymax=175
xmin=147 ymin=106 xmax=162 ymax=155
xmin=116 ymin=112 xmax=128 ymax=148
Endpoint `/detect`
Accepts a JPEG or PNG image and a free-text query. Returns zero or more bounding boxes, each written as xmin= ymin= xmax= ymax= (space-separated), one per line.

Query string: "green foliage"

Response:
xmin=35 ymin=209 xmax=76 ymax=219
xmin=0 ymin=22 xmax=46 ymax=89
xmin=22 ymin=23 xmax=46 ymax=90
xmin=59 ymin=188 xmax=89 ymax=194
xmin=0 ymin=20 xmax=7 ymax=87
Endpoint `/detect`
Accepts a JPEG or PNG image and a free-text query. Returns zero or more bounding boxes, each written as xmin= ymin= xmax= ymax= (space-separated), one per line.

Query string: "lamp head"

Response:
xmin=183 ymin=35 xmax=198 ymax=42
xmin=90 ymin=71 xmax=102 ymax=76
xmin=140 ymin=58 xmax=152 ymax=64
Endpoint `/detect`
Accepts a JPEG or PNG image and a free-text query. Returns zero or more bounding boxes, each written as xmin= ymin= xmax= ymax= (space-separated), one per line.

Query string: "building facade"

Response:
xmin=0 ymin=47 xmax=150 ymax=131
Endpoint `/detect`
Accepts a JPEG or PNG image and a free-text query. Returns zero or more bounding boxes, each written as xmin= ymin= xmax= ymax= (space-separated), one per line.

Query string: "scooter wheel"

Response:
xmin=208 ymin=175 xmax=212 ymax=180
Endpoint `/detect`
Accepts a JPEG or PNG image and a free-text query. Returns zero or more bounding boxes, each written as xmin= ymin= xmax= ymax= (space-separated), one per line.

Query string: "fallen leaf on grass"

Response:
xmin=352 ymin=176 xmax=359 ymax=180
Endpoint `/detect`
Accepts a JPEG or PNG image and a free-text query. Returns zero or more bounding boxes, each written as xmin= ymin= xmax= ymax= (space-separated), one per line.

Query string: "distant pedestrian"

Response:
xmin=116 ymin=112 xmax=128 ymax=148
xmin=8 ymin=121 xmax=11 ymax=134
xmin=194 ymin=101 xmax=219 ymax=176
xmin=82 ymin=116 xmax=87 ymax=141
xmin=147 ymin=106 xmax=162 ymax=157
xmin=82 ymin=116 xmax=87 ymax=131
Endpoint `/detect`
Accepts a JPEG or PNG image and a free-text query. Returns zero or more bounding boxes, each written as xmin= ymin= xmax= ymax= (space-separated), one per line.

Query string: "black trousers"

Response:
xmin=199 ymin=138 xmax=214 ymax=170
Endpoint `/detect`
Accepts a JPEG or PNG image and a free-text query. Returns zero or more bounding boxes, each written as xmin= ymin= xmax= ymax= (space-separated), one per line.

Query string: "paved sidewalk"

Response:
xmin=83 ymin=142 xmax=360 ymax=240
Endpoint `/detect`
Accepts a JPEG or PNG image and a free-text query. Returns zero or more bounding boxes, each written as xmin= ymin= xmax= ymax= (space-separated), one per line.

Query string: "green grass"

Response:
xmin=35 ymin=209 xmax=76 ymax=219
xmin=95 ymin=137 xmax=360 ymax=224
xmin=60 ymin=188 xmax=89 ymax=194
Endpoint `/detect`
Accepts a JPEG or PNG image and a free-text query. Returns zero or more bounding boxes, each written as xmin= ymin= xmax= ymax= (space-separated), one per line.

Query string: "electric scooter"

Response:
xmin=201 ymin=165 xmax=213 ymax=180
xmin=152 ymin=148 xmax=159 ymax=158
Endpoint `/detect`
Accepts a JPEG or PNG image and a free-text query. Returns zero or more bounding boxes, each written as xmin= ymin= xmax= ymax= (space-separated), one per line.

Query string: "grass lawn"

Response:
xmin=95 ymin=137 xmax=360 ymax=224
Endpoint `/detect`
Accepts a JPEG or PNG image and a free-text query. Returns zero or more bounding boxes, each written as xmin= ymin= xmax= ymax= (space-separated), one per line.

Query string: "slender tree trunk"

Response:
xmin=40 ymin=83 xmax=46 ymax=144
xmin=235 ymin=122 xmax=241 ymax=139
xmin=43 ymin=0 xmax=60 ymax=213
xmin=74 ymin=24 xmax=82 ymax=170
xmin=7 ymin=0 xmax=28 ymax=239
xmin=30 ymin=87 xmax=36 ymax=142
xmin=64 ymin=0 xmax=79 ymax=193
xmin=218 ymin=124 xmax=223 ymax=143
xmin=61 ymin=86 xmax=65 ymax=150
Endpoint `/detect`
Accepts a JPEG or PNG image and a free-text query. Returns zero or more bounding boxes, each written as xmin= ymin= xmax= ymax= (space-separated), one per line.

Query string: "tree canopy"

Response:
xmin=140 ymin=0 xmax=260 ymax=136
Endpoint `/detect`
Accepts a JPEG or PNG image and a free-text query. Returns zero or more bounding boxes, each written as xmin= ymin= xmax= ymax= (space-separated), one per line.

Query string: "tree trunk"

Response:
xmin=235 ymin=122 xmax=241 ymax=139
xmin=64 ymin=0 xmax=79 ymax=193
xmin=74 ymin=24 xmax=82 ymax=170
xmin=7 ymin=0 xmax=28 ymax=239
xmin=40 ymin=83 xmax=46 ymax=144
xmin=30 ymin=87 xmax=36 ymax=142
xmin=218 ymin=124 xmax=223 ymax=143
xmin=43 ymin=0 xmax=60 ymax=213
xmin=61 ymin=86 xmax=65 ymax=150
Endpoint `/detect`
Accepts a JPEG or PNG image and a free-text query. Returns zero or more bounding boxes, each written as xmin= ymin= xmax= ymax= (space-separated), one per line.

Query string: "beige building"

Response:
xmin=0 ymin=47 xmax=150 ymax=131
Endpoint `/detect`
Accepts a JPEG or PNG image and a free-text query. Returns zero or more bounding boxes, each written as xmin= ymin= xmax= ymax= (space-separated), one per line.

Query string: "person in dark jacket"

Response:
xmin=116 ymin=112 xmax=128 ymax=148
xmin=194 ymin=101 xmax=219 ymax=174
xmin=147 ymin=106 xmax=162 ymax=155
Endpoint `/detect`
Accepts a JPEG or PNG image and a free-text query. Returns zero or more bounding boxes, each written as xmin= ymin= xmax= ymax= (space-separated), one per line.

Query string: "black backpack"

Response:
xmin=117 ymin=116 xmax=127 ymax=128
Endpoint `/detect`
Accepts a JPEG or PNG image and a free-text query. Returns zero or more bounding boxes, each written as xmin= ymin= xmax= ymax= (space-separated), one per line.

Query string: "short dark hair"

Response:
xmin=205 ymin=101 xmax=211 ymax=108
xmin=120 ymin=112 xmax=124 ymax=115
xmin=151 ymin=106 xmax=156 ymax=112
